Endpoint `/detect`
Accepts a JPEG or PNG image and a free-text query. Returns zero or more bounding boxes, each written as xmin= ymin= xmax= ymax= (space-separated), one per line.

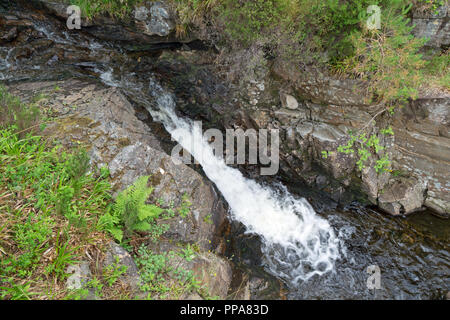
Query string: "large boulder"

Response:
xmin=378 ymin=178 xmax=427 ymax=215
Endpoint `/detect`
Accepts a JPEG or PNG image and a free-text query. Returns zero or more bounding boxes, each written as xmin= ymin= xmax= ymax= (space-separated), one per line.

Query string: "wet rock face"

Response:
xmin=165 ymin=46 xmax=449 ymax=217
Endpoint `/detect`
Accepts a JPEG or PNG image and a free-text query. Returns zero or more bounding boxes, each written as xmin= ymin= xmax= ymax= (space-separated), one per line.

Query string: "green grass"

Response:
xmin=0 ymin=87 xmax=211 ymax=300
xmin=0 ymin=86 xmax=41 ymax=138
xmin=67 ymin=0 xmax=146 ymax=19
xmin=0 ymin=127 xmax=113 ymax=299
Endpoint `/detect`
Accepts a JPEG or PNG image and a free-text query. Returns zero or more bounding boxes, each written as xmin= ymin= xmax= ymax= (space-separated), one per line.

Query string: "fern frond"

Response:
xmin=109 ymin=175 xmax=161 ymax=241
xmin=137 ymin=204 xmax=164 ymax=221
xmin=132 ymin=221 xmax=152 ymax=232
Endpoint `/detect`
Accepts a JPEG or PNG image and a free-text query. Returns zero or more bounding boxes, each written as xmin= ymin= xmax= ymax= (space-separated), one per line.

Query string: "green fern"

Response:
xmin=98 ymin=176 xmax=165 ymax=242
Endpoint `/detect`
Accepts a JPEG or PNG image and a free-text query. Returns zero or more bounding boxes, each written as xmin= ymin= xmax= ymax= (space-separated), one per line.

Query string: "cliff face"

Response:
xmin=153 ymin=42 xmax=449 ymax=218
xmin=244 ymin=5 xmax=450 ymax=216
xmin=267 ymin=59 xmax=450 ymax=216
xmin=204 ymin=4 xmax=450 ymax=217
xmin=20 ymin=0 xmax=450 ymax=217
xmin=146 ymin=44 xmax=449 ymax=217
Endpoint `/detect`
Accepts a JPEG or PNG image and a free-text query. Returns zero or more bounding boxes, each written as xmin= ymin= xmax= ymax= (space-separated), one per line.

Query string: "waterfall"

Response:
xmin=145 ymin=78 xmax=341 ymax=286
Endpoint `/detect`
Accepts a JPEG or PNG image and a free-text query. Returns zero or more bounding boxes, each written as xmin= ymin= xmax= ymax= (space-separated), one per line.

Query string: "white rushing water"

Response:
xmin=96 ymin=67 xmax=341 ymax=285
xmin=145 ymin=78 xmax=341 ymax=285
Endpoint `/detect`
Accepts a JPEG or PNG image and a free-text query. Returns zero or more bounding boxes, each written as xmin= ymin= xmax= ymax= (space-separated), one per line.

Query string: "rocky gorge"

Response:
xmin=0 ymin=0 xmax=449 ymax=300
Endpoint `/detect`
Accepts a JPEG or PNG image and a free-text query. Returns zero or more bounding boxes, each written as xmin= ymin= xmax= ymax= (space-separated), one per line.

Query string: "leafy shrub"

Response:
xmin=134 ymin=244 xmax=203 ymax=298
xmin=343 ymin=4 xmax=427 ymax=104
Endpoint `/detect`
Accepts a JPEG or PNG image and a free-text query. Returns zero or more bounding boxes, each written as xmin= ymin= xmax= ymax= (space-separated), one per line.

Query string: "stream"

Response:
xmin=1 ymin=2 xmax=449 ymax=300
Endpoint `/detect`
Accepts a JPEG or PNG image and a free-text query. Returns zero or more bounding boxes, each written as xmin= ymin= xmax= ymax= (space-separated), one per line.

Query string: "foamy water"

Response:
xmin=145 ymin=78 xmax=341 ymax=285
xmin=95 ymin=68 xmax=341 ymax=285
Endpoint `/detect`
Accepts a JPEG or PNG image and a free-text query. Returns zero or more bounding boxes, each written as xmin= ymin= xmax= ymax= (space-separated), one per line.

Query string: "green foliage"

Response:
xmin=218 ymin=0 xmax=289 ymax=44
xmin=134 ymin=244 xmax=203 ymax=298
xmin=135 ymin=245 xmax=171 ymax=293
xmin=417 ymin=0 xmax=447 ymax=13
xmin=179 ymin=193 xmax=192 ymax=218
xmin=0 ymin=87 xmax=204 ymax=300
xmin=44 ymin=231 xmax=80 ymax=279
xmin=0 ymin=85 xmax=40 ymax=137
xmin=0 ymin=282 xmax=35 ymax=300
xmin=337 ymin=130 xmax=391 ymax=172
xmin=375 ymin=155 xmax=391 ymax=173
xmin=174 ymin=0 xmax=219 ymax=36
xmin=380 ymin=126 xmax=394 ymax=136
xmin=86 ymin=276 xmax=104 ymax=297
xmin=68 ymin=0 xmax=145 ymax=19
xmin=203 ymin=214 xmax=213 ymax=225
xmin=179 ymin=244 xmax=196 ymax=262
xmin=424 ymin=50 xmax=450 ymax=90
xmin=0 ymin=122 xmax=112 ymax=299
xmin=103 ymin=256 xmax=128 ymax=287
xmin=343 ymin=4 xmax=427 ymax=104
xmin=321 ymin=150 xmax=331 ymax=159
xmin=98 ymin=176 xmax=164 ymax=242
xmin=0 ymin=86 xmax=114 ymax=299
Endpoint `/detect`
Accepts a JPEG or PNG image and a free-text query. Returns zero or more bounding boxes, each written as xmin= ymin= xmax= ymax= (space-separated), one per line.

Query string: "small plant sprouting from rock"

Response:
xmin=321 ymin=150 xmax=330 ymax=159
xmin=334 ymin=126 xmax=394 ymax=173
xmin=203 ymin=214 xmax=213 ymax=225
xmin=0 ymin=85 xmax=41 ymax=137
xmin=179 ymin=244 xmax=196 ymax=262
xmin=134 ymin=244 xmax=204 ymax=299
xmin=179 ymin=193 xmax=192 ymax=218
xmin=103 ymin=256 xmax=128 ymax=287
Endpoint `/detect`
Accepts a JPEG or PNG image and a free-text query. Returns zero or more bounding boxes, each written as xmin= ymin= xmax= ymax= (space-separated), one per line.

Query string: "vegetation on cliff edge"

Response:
xmin=0 ymin=86 xmax=213 ymax=300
